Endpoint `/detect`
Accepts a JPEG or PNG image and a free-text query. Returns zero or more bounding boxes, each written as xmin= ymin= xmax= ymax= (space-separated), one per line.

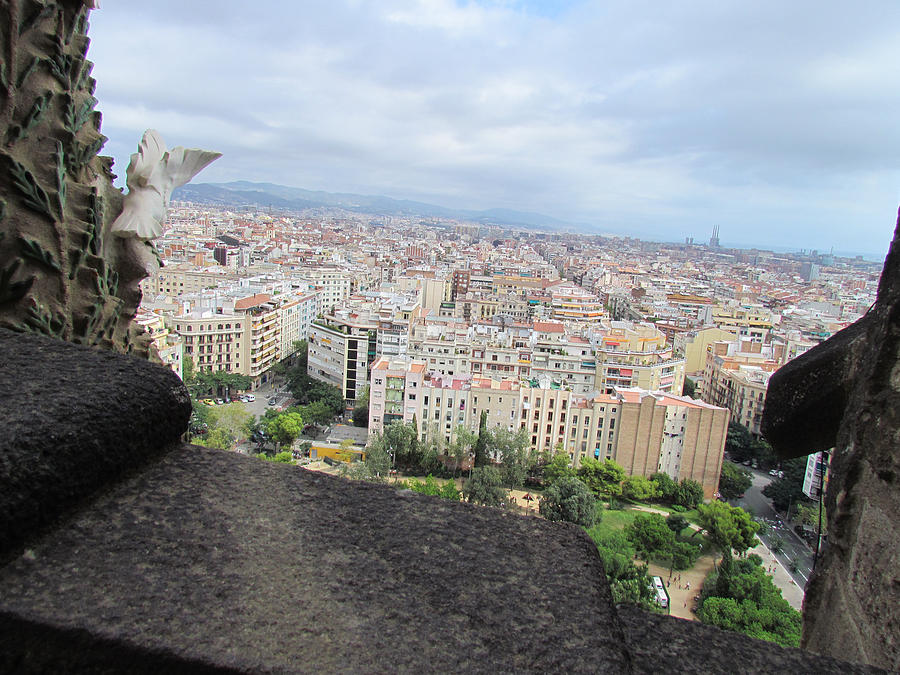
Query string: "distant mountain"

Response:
xmin=172 ymin=181 xmax=575 ymax=230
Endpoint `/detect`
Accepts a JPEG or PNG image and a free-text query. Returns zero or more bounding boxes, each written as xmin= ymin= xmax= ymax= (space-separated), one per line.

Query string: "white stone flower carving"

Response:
xmin=111 ymin=129 xmax=221 ymax=240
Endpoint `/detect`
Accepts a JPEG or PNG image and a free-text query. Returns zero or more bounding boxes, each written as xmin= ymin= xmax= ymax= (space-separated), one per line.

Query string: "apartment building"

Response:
xmin=301 ymin=266 xmax=352 ymax=310
xmin=134 ymin=311 xmax=184 ymax=379
xmin=307 ymin=311 xmax=378 ymax=405
xmin=142 ymin=264 xmax=238 ymax=297
xmin=591 ymin=322 xmax=685 ymax=394
xmin=277 ymin=290 xmax=321 ymax=358
xmin=674 ymin=326 xmax=737 ymax=376
xmin=699 ymin=305 xmax=775 ymax=342
xmin=699 ymin=340 xmax=782 ymax=436
xmin=546 ymin=281 xmax=605 ymax=321
xmin=368 ymin=357 xmax=727 ymax=497
xmin=172 ymin=312 xmax=248 ymax=377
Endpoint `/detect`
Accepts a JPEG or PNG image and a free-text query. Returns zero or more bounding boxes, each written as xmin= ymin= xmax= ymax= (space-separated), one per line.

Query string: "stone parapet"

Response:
xmin=0 ymin=329 xmax=882 ymax=672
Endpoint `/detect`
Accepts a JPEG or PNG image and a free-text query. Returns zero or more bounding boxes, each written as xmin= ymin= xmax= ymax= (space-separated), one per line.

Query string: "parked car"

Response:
xmin=215 ymin=399 xmax=224 ymax=405
xmin=200 ymin=398 xmax=215 ymax=406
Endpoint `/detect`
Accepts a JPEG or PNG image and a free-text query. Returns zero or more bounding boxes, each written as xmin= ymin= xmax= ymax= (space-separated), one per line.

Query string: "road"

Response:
xmin=729 ymin=465 xmax=815 ymax=589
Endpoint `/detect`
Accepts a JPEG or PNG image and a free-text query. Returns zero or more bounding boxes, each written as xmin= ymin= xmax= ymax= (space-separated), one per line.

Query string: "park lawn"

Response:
xmin=626 ymin=500 xmax=702 ymax=525
xmin=585 ymin=507 xmax=640 ymax=540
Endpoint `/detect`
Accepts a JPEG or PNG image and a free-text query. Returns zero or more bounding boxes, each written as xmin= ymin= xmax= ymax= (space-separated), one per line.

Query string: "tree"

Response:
xmin=210 ymin=401 xmax=254 ymax=440
xmin=626 ymin=513 xmax=676 ymax=561
xmin=762 ymin=457 xmax=809 ymax=514
xmin=539 ymin=477 xmax=598 ymax=527
xmin=256 ymin=451 xmax=294 ymax=463
xmin=463 ymin=466 xmax=506 ymax=506
xmin=448 ymin=426 xmax=477 ymax=476
xmin=719 ymin=462 xmax=753 ymax=500
xmin=649 ymin=472 xmax=677 ymax=502
xmin=542 ymin=450 xmax=576 ymax=484
xmin=352 ymin=386 xmax=369 ymax=428
xmin=796 ymin=501 xmax=827 ymax=535
xmin=265 ymin=411 xmax=304 ymax=449
xmin=621 ymin=475 xmax=659 ymax=502
xmin=363 ymin=438 xmax=392 ymax=479
xmin=473 ymin=411 xmax=490 ymax=468
xmin=488 ymin=426 xmax=531 ymax=487
xmin=577 ymin=458 xmax=625 ymax=498
xmin=673 ymin=478 xmax=704 ymax=509
xmin=381 ymin=420 xmax=422 ymax=472
xmin=682 ymin=377 xmax=697 ymax=398
xmin=402 ymin=475 xmax=461 ymax=501
xmin=195 ymin=427 xmax=234 ymax=450
xmin=666 ymin=514 xmax=690 ymax=536
xmin=299 ymin=400 xmax=334 ymax=428
xmin=696 ymin=501 xmax=760 ymax=555
xmin=697 ymin=555 xmax=802 ymax=647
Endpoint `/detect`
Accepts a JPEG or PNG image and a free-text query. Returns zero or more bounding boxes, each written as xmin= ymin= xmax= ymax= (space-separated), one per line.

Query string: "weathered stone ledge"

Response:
xmin=0 ymin=329 xmax=884 ymax=672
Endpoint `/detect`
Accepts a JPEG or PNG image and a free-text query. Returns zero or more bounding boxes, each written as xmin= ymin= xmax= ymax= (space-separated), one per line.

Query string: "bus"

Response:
xmin=651 ymin=576 xmax=669 ymax=609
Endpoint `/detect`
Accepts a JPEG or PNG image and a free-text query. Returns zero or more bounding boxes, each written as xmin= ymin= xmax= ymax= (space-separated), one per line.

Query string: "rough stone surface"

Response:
xmin=0 ymin=330 xmax=883 ymax=673
xmin=0 ymin=327 xmax=190 ymax=560
xmin=0 ymin=446 xmax=633 ymax=673
xmin=762 ymin=208 xmax=900 ymax=671
xmin=616 ymin=606 xmax=882 ymax=674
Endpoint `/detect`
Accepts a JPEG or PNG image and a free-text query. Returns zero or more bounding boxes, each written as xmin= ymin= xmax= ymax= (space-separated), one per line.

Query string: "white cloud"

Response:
xmin=85 ymin=0 xmax=900 ymax=256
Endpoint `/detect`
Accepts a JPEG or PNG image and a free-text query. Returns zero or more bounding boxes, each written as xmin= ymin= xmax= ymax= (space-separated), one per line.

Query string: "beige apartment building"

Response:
xmin=675 ymin=326 xmax=738 ymax=376
xmin=142 ymin=264 xmax=238 ymax=297
xmin=134 ymin=311 xmax=184 ymax=379
xmin=169 ymin=291 xmax=312 ymax=386
xmin=368 ymin=357 xmax=726 ymax=498
xmin=699 ymin=305 xmax=775 ymax=342
xmin=699 ymin=340 xmax=782 ymax=436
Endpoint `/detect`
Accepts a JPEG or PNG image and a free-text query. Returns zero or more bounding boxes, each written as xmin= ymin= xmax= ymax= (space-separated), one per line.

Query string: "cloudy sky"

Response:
xmin=87 ymin=1 xmax=900 ymax=257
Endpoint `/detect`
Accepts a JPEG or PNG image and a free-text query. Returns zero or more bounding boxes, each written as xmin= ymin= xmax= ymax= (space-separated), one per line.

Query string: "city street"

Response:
xmin=730 ymin=467 xmax=815 ymax=589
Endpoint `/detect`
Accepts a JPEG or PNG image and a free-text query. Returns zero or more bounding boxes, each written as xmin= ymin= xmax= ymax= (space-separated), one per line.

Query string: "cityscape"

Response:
xmin=135 ymin=189 xmax=882 ymax=647
xmin=1 ymin=1 xmax=896 ymax=670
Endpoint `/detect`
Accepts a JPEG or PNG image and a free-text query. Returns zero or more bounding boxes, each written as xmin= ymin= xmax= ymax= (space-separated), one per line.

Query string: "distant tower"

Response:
xmin=709 ymin=225 xmax=720 ymax=248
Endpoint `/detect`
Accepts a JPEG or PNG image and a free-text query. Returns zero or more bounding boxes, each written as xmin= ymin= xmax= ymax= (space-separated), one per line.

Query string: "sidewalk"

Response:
xmin=748 ymin=538 xmax=805 ymax=610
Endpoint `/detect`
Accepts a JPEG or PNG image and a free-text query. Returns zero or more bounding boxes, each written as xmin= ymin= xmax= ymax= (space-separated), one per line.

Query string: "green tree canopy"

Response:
xmin=674 ymin=478 xmax=704 ymax=509
xmin=666 ymin=514 xmax=690 ymax=535
xmin=649 ymin=472 xmax=677 ymax=502
xmin=622 ymin=475 xmax=659 ymax=502
xmin=539 ymin=476 xmax=598 ymax=527
xmin=625 ymin=513 xmax=676 ymax=561
xmin=473 ymin=411 xmax=490 ymax=468
xmin=210 ymin=401 xmax=254 ymax=440
xmin=463 ymin=466 xmax=506 ymax=506
xmin=542 ymin=450 xmax=576 ymax=484
xmin=696 ymin=501 xmax=760 ymax=555
xmin=577 ymin=458 xmax=625 ymax=497
xmin=761 ymin=456 xmax=810 ymax=514
xmin=380 ymin=420 xmax=422 ymax=472
xmin=195 ymin=427 xmax=234 ymax=450
xmin=299 ymin=400 xmax=335 ymax=427
xmin=487 ymin=426 xmax=531 ymax=487
xmin=265 ymin=411 xmax=305 ymax=448
xmin=719 ymin=462 xmax=753 ymax=500
xmin=697 ymin=555 xmax=801 ymax=647
xmin=363 ymin=437 xmax=392 ymax=479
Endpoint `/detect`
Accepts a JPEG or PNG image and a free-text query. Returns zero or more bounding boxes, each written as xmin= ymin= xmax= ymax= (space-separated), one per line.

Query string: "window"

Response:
xmin=583 ymin=428 xmax=589 ymax=439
